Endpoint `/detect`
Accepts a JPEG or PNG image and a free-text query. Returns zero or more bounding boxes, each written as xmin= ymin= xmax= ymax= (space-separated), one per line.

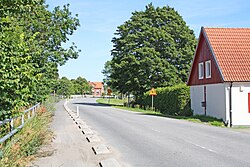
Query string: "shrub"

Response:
xmin=140 ymin=84 xmax=192 ymax=116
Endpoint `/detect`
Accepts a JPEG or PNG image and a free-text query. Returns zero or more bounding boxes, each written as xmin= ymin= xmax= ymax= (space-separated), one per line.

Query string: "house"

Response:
xmin=187 ymin=27 xmax=250 ymax=126
xmin=89 ymin=82 xmax=104 ymax=97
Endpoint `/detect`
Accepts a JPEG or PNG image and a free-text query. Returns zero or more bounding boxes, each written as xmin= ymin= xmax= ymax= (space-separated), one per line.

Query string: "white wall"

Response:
xmin=190 ymin=84 xmax=226 ymax=121
xmin=190 ymin=85 xmax=204 ymax=115
xmin=230 ymin=83 xmax=250 ymax=126
xmin=206 ymin=84 xmax=226 ymax=121
xmin=191 ymin=83 xmax=250 ymax=126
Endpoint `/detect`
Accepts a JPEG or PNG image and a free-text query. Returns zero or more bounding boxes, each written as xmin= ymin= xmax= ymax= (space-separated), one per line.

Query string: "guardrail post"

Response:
xmin=10 ymin=119 xmax=14 ymax=131
xmin=28 ymin=109 xmax=30 ymax=119
xmin=22 ymin=115 xmax=24 ymax=125
xmin=32 ymin=108 xmax=35 ymax=117
xmin=0 ymin=103 xmax=41 ymax=144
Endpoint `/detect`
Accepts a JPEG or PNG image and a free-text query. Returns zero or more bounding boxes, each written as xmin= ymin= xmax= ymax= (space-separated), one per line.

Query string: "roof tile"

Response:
xmin=204 ymin=28 xmax=250 ymax=81
xmin=90 ymin=82 xmax=103 ymax=89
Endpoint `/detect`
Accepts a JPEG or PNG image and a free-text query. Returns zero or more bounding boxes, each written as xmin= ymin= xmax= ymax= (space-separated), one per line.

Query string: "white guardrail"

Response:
xmin=0 ymin=103 xmax=40 ymax=144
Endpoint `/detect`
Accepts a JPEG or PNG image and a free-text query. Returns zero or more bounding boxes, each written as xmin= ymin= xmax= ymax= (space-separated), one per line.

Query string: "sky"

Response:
xmin=46 ymin=0 xmax=250 ymax=82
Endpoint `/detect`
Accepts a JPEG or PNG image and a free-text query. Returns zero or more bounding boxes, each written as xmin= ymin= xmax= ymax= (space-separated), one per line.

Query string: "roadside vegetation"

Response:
xmin=0 ymin=1 xmax=79 ymax=164
xmin=97 ymin=98 xmax=225 ymax=127
xmin=101 ymin=4 xmax=226 ymax=127
xmin=0 ymin=1 xmax=80 ymax=120
xmin=96 ymin=98 xmax=126 ymax=106
xmin=0 ymin=97 xmax=56 ymax=167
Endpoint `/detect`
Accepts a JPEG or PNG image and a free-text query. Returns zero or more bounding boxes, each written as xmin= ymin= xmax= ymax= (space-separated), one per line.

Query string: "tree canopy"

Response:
xmin=0 ymin=0 xmax=80 ymax=118
xmin=71 ymin=77 xmax=91 ymax=95
xmin=55 ymin=77 xmax=91 ymax=97
xmin=104 ymin=4 xmax=197 ymax=97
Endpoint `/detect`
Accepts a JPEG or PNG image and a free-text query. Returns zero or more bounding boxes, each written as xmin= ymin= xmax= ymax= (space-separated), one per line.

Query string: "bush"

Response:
xmin=140 ymin=84 xmax=192 ymax=116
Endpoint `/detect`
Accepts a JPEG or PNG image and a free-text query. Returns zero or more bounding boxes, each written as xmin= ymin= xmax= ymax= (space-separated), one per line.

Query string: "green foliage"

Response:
xmin=96 ymin=98 xmax=126 ymax=106
xmin=104 ymin=3 xmax=197 ymax=97
xmin=102 ymin=61 xmax=113 ymax=85
xmin=56 ymin=77 xmax=74 ymax=98
xmin=55 ymin=76 xmax=91 ymax=97
xmin=140 ymin=84 xmax=192 ymax=116
xmin=71 ymin=77 xmax=91 ymax=94
xmin=191 ymin=115 xmax=224 ymax=125
xmin=0 ymin=0 xmax=80 ymax=118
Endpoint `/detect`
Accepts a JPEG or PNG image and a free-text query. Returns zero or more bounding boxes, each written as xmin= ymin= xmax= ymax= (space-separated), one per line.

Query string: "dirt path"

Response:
xmin=30 ymin=100 xmax=98 ymax=167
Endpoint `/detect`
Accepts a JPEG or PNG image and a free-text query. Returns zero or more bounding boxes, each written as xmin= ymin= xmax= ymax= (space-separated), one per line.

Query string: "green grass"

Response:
xmin=0 ymin=97 xmax=55 ymax=167
xmin=96 ymin=98 xmax=126 ymax=106
xmin=117 ymin=106 xmax=224 ymax=127
xmin=96 ymin=99 xmax=225 ymax=127
xmin=115 ymin=106 xmax=164 ymax=116
xmin=232 ymin=126 xmax=250 ymax=130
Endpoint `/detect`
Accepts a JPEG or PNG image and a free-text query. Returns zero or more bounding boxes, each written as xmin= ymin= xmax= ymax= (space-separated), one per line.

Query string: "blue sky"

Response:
xmin=46 ymin=0 xmax=250 ymax=82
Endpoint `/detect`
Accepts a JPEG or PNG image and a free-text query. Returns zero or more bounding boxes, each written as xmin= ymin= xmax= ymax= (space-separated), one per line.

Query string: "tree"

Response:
xmin=0 ymin=0 xmax=80 ymax=118
xmin=105 ymin=4 xmax=196 ymax=98
xmin=71 ymin=77 xmax=91 ymax=94
xmin=55 ymin=76 xmax=91 ymax=96
xmin=0 ymin=17 xmax=36 ymax=116
xmin=102 ymin=61 xmax=112 ymax=85
xmin=56 ymin=77 xmax=74 ymax=97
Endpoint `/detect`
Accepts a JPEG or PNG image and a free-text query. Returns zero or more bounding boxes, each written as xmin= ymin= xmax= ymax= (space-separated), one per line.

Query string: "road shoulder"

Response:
xmin=30 ymin=100 xmax=97 ymax=167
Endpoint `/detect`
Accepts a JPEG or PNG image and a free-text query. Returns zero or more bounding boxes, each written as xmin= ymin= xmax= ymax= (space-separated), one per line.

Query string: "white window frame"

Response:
xmin=205 ymin=60 xmax=211 ymax=78
xmin=198 ymin=62 xmax=204 ymax=79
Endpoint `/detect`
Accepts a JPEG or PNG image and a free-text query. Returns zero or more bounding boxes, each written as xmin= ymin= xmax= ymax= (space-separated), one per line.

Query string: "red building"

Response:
xmin=89 ymin=82 xmax=104 ymax=97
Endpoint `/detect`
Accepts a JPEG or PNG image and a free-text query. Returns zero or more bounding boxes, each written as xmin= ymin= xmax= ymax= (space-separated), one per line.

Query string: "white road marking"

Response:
xmin=193 ymin=143 xmax=217 ymax=153
xmin=186 ymin=141 xmax=217 ymax=153
xmin=123 ymin=118 xmax=131 ymax=123
xmin=152 ymin=129 xmax=161 ymax=133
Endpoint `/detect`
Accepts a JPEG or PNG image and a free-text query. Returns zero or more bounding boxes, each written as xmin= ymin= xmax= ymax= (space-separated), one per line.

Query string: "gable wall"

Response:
xmin=187 ymin=31 xmax=223 ymax=86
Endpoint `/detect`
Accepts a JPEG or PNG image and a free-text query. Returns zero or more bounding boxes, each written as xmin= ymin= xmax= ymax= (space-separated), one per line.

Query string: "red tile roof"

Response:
xmin=204 ymin=28 xmax=250 ymax=81
xmin=89 ymin=82 xmax=103 ymax=89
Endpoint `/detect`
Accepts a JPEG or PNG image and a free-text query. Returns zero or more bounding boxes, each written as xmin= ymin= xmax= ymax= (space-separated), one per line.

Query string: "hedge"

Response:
xmin=140 ymin=84 xmax=192 ymax=116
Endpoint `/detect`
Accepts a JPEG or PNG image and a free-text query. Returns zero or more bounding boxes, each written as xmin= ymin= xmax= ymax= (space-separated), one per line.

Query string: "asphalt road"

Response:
xmin=67 ymin=97 xmax=250 ymax=167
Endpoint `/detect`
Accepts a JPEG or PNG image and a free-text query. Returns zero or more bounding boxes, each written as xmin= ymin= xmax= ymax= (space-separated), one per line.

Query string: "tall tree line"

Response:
xmin=0 ymin=0 xmax=80 ymax=119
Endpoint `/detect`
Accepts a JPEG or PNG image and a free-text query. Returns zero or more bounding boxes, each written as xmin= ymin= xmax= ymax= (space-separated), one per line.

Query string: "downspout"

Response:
xmin=229 ymin=82 xmax=233 ymax=127
xmin=204 ymin=85 xmax=207 ymax=116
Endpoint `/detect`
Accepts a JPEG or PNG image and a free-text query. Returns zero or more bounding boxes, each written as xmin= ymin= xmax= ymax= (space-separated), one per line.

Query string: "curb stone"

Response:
xmin=99 ymin=158 xmax=121 ymax=167
xmin=86 ymin=135 xmax=101 ymax=143
xmin=92 ymin=144 xmax=110 ymax=155
xmin=82 ymin=128 xmax=94 ymax=135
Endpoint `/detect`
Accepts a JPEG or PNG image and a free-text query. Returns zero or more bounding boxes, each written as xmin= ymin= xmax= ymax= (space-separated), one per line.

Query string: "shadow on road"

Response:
xmin=73 ymin=102 xmax=111 ymax=107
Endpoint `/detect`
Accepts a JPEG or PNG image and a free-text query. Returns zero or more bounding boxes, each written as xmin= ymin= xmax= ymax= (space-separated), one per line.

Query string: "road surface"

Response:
xmin=67 ymin=97 xmax=250 ymax=167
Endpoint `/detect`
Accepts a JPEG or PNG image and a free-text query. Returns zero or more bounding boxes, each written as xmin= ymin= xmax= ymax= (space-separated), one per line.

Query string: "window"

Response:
xmin=198 ymin=62 xmax=204 ymax=79
xmin=205 ymin=60 xmax=211 ymax=78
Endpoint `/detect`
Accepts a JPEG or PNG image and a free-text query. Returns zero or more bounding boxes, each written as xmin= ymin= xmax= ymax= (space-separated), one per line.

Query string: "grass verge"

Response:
xmin=96 ymin=98 xmax=224 ymax=127
xmin=115 ymin=106 xmax=224 ymax=127
xmin=0 ymin=97 xmax=55 ymax=167
xmin=96 ymin=98 xmax=125 ymax=106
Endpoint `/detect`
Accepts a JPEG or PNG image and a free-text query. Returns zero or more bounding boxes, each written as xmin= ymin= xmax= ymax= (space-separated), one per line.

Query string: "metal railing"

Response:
xmin=0 ymin=103 xmax=40 ymax=144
